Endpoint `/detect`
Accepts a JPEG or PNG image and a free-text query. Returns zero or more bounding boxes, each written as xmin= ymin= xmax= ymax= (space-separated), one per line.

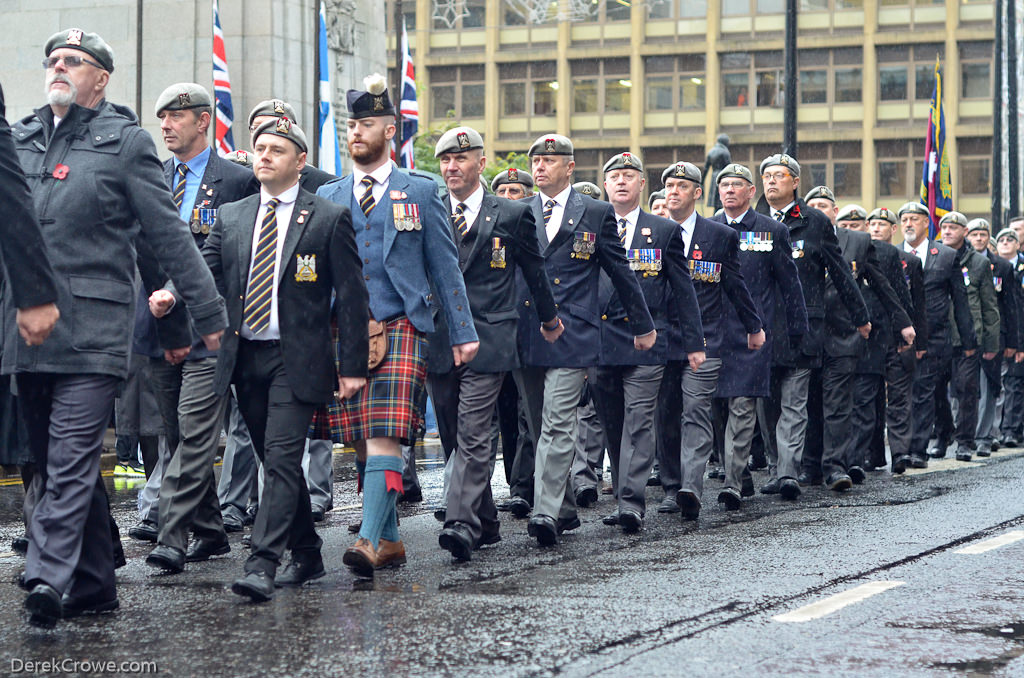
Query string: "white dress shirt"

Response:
xmin=615 ymin=206 xmax=641 ymax=247
xmin=677 ymin=210 xmax=698 ymax=255
xmin=452 ymin=184 xmax=485 ymax=232
xmin=725 ymin=209 xmax=749 ymax=225
xmin=772 ymin=201 xmax=796 ymax=221
xmin=352 ymin=160 xmax=393 ymax=206
xmin=904 ymin=239 xmax=928 ymax=269
xmin=538 ymin=184 xmax=573 ymax=244
xmin=241 ymin=182 xmax=300 ymax=340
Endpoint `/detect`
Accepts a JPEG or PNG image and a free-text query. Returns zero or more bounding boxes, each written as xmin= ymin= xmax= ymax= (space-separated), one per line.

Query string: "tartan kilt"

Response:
xmin=308 ymin=321 xmax=343 ymax=442
xmin=336 ymin=316 xmax=427 ymax=445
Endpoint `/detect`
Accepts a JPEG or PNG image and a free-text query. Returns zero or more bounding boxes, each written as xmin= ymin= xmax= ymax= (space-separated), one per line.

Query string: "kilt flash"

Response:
xmin=335 ymin=317 xmax=427 ymax=445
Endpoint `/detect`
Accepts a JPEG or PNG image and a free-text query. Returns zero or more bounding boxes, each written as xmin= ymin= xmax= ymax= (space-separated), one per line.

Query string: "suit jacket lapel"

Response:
xmin=279 ymin=191 xmax=314 ymax=283
xmin=163 ymin=158 xmax=174 ymax=189
xmin=547 ymin=189 xmax=583 ymax=254
xmin=381 ymin=170 xmax=405 ymax=255
xmin=467 ymin=194 xmax=498 ymax=268
xmin=528 ymin=194 xmax=547 ymax=252
xmin=237 ymin=196 xmax=262 ymax=290
xmin=442 ymin=194 xmax=460 ymax=243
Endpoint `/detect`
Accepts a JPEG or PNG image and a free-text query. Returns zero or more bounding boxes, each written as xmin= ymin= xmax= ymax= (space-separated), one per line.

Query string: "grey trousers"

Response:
xmin=589 ymin=364 xmax=663 ymax=515
xmin=508 ymin=369 xmax=538 ymax=502
xmin=570 ymin=392 xmax=607 ymax=494
xmin=678 ymin=358 xmax=722 ymax=499
xmin=758 ymin=366 xmax=810 ymax=481
xmin=722 ymin=396 xmax=758 ymax=493
xmin=302 ymin=438 xmax=334 ymax=511
xmin=518 ymin=366 xmax=587 ymax=520
xmin=19 ymin=374 xmax=119 ymax=598
xmin=977 ymin=355 xmax=1002 ymax=445
xmin=156 ymin=358 xmax=231 ymax=552
xmin=218 ymin=392 xmax=259 ymax=520
xmin=137 ymin=436 xmax=172 ymax=524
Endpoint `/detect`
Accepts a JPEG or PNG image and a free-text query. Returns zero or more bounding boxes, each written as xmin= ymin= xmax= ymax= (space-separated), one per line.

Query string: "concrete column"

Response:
xmin=484 ymin=0 xmax=500 ymax=160
xmin=944 ymin=0 xmax=960 ymax=206
xmin=556 ymin=3 xmax=571 ymax=135
xmin=861 ymin=0 xmax=879 ymax=209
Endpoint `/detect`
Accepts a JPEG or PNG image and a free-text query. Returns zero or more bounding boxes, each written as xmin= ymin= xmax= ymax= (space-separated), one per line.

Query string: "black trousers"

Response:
xmin=798 ymin=367 xmax=828 ymax=478
xmin=1001 ymin=372 xmax=1024 ymax=441
xmin=911 ymin=350 xmax=944 ymax=455
xmin=233 ymin=341 xmax=320 ymax=577
xmin=496 ymin=373 xmax=519 ymax=483
xmin=655 ymin=360 xmax=684 ymax=495
xmin=934 ymin=348 xmax=981 ymax=452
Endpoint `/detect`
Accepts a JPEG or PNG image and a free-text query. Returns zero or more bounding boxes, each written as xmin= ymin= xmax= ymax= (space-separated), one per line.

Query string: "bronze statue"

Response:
xmin=704 ymin=133 xmax=732 ymax=209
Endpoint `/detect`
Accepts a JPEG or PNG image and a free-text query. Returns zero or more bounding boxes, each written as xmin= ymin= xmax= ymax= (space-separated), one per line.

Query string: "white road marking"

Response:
xmin=0 ymin=551 xmax=15 ymax=558
xmin=772 ymin=581 xmax=905 ymax=623
xmin=955 ymin=530 xmax=1024 ymax=555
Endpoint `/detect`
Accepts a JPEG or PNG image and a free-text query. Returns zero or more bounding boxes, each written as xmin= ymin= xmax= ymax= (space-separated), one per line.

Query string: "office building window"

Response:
xmin=574 ymin=148 xmax=624 ymax=187
xmin=724 ymin=0 xmax=784 ymax=14
xmin=722 ymin=52 xmax=783 ymax=108
xmin=800 ymin=70 xmax=828 ymax=104
xmin=799 ymin=142 xmax=861 ymax=196
xmin=498 ymin=61 xmax=558 ymax=117
xmin=800 ymin=0 xmax=863 ymax=8
xmin=428 ymin=65 xmax=486 ymax=120
xmin=571 ymin=58 xmax=632 ymax=120
xmin=875 ymin=140 xmax=926 ymax=200
xmin=959 ymin=138 xmax=991 ymax=195
xmin=960 ymin=42 xmax=993 ymax=99
xmin=647 ymin=0 xmax=709 ymax=18
xmin=433 ymin=0 xmax=485 ymax=29
xmin=878 ymin=44 xmax=945 ymax=102
xmin=798 ymin=48 xmax=863 ymax=105
xmin=644 ymin=54 xmax=706 ymax=112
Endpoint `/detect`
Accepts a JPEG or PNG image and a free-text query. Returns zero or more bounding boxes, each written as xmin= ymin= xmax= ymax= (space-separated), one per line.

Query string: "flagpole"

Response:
xmin=1008 ymin=0 xmax=1020 ymax=217
xmin=394 ymin=0 xmax=403 ymax=163
xmin=993 ymin=0 xmax=1005 ymax=231
xmin=313 ymin=0 xmax=321 ymax=168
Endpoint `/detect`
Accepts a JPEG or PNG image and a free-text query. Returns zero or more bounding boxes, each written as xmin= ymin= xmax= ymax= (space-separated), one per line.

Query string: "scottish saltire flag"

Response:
xmin=920 ymin=58 xmax=952 ymax=239
xmin=398 ymin=18 xmax=418 ymax=168
xmin=212 ymin=0 xmax=235 ymax=157
xmin=317 ymin=2 xmax=341 ymax=175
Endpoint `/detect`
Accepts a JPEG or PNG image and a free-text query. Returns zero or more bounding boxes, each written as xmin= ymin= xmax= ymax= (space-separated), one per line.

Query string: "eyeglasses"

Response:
xmin=42 ymin=55 xmax=103 ymax=70
xmin=761 ymin=171 xmax=792 ymax=182
xmin=719 ymin=180 xmax=750 ymax=190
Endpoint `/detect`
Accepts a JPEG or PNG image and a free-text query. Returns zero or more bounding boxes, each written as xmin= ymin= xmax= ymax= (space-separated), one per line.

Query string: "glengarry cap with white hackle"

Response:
xmin=347 ymin=73 xmax=396 ymax=119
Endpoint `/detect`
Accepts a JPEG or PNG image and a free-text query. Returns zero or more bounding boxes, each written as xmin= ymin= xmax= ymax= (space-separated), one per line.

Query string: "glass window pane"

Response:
xmin=879 ymin=67 xmax=908 ymax=101
xmin=962 ymin=63 xmax=991 ymax=98
xmin=533 ymin=81 xmax=556 ymax=115
xmin=647 ymin=0 xmax=673 ymax=18
xmin=681 ymin=76 xmax=706 ymax=109
xmin=462 ymin=84 xmax=485 ymax=117
xmin=915 ymin=64 xmax=935 ymax=100
xmin=464 ymin=0 xmax=485 ymax=27
xmin=605 ymin=79 xmax=631 ymax=112
xmin=432 ymin=66 xmax=458 ymax=83
xmin=723 ymin=73 xmax=750 ymax=107
xmin=834 ymin=162 xmax=860 ymax=195
xmin=721 ymin=52 xmax=751 ymax=69
xmin=878 ymin=160 xmax=908 ymax=197
xmin=606 ymin=0 xmax=632 ymax=21
xmin=501 ymin=82 xmax=525 ymax=115
xmin=804 ymin=163 xmax=827 ymax=188
xmin=800 ymin=70 xmax=828 ymax=104
xmin=960 ymin=158 xmax=990 ymax=194
xmin=835 ymin=68 xmax=863 ymax=102
xmin=432 ymin=85 xmax=456 ymax=118
xmin=756 ymin=71 xmax=781 ymax=107
xmin=681 ymin=0 xmax=708 ymax=16
xmin=574 ymin=79 xmax=599 ymax=113
xmin=646 ymin=56 xmax=677 ymax=74
xmin=757 ymin=0 xmax=784 ymax=12
xmin=647 ymin=77 xmax=675 ymax=110
xmin=800 ymin=0 xmax=829 ymax=10
xmin=837 ymin=0 xmax=863 ymax=8
xmin=723 ymin=0 xmax=750 ymax=15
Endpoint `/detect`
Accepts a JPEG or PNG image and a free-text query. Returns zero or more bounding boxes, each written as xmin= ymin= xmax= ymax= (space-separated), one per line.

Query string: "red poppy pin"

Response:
xmin=930 ymin=247 xmax=938 ymax=255
xmin=693 ymin=250 xmax=703 ymax=260
xmin=791 ymin=205 xmax=801 ymax=218
xmin=52 ymin=164 xmax=69 ymax=180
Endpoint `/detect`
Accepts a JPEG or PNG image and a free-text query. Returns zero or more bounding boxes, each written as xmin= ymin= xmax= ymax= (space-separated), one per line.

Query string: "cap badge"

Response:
xmin=276 ymin=117 xmax=292 ymax=133
xmin=457 ymin=132 xmax=470 ymax=149
xmin=373 ymin=95 xmax=385 ymax=112
xmin=544 ymin=138 xmax=556 ymax=153
xmin=66 ymin=29 xmax=83 ymax=46
xmin=177 ymin=92 xmax=191 ymax=107
xmin=622 ymin=154 xmax=633 ymax=167
xmin=507 ymin=168 xmax=518 ymax=182
xmin=273 ymin=100 xmax=285 ymax=114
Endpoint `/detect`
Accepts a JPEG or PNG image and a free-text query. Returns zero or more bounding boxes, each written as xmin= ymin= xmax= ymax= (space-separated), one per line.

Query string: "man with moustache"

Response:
xmin=318 ymin=75 xmax=478 ymax=574
xmin=900 ymin=202 xmax=977 ymax=468
xmin=590 ymin=153 xmax=703 ymax=531
xmin=9 ymin=28 xmax=226 ymax=627
xmin=429 ymin=126 xmax=560 ymax=560
xmin=514 ymin=134 xmax=655 ymax=546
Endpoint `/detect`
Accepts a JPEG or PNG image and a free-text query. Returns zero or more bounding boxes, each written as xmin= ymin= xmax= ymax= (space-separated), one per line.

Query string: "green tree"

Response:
xmin=410 ymin=117 xmax=531 ymax=192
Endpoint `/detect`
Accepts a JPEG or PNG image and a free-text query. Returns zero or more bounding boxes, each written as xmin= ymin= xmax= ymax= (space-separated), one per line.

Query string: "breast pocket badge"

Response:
xmin=392 ymin=203 xmax=422 ymax=231
xmin=491 ymin=237 xmax=507 ymax=269
xmin=571 ymin=232 xmax=596 ymax=260
xmin=295 ymin=254 xmax=317 ymax=282
xmin=191 ymin=207 xmax=217 ymax=235
xmin=740 ymin=231 xmax=773 ymax=252
xmin=628 ymin=248 xmax=662 ymax=277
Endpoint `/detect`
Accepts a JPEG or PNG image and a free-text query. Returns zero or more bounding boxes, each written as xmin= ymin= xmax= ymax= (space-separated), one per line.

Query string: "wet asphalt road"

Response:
xmin=1 ymin=444 xmax=1023 ymax=678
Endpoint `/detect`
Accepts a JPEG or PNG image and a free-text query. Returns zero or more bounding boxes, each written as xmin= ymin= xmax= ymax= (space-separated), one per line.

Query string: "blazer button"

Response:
xmin=460 ymin=321 xmax=467 ymax=327
xmin=365 ymin=275 xmax=370 ymax=281
xmin=364 ymin=258 xmax=370 ymax=264
xmin=457 ymin=305 xmax=463 ymax=311
xmin=234 ymin=330 xmax=239 ymax=335
xmin=524 ymin=301 xmax=531 ymax=307
xmin=601 ymin=314 xmax=607 ymax=321
xmin=238 ymin=295 xmax=243 ymax=300
xmin=624 ymin=316 xmax=629 ymax=322
xmin=553 ymin=278 xmax=561 ymax=285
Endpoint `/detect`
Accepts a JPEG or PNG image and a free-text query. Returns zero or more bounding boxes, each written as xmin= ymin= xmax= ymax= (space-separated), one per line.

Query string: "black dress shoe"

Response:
xmin=347 ymin=521 xmax=362 ymax=534
xmin=909 ymin=454 xmax=929 ymax=469
xmin=779 ymin=478 xmax=801 ymax=500
xmin=185 ymin=538 xmax=230 ymax=562
xmin=25 ymin=583 xmax=62 ymax=628
xmin=507 ymin=496 xmax=532 ymax=519
xmin=676 ymin=490 xmax=701 ymax=521
xmin=747 ymin=457 xmax=768 ymax=472
xmin=527 ymin=515 xmax=558 ymax=545
xmin=397 ymin=487 xmax=423 ymax=504
xmin=760 ymin=478 xmax=781 ymax=495
xmin=433 ymin=507 xmax=447 ymax=522
xmin=990 ymin=439 xmax=1001 ymax=451
xmin=827 ymin=472 xmax=853 ymax=492
xmin=575 ymin=486 xmax=599 ymax=508
xmin=146 ymin=544 xmax=186 ymax=573
xmin=221 ymin=514 xmax=244 ymax=533
xmin=956 ymin=452 xmax=973 ymax=462
xmin=797 ymin=471 xmax=822 ymax=486
xmin=61 ymin=591 xmax=119 ymax=618
xmin=847 ymin=466 xmax=866 ymax=485
xmin=656 ymin=495 xmax=680 ymax=513
xmin=892 ymin=455 xmax=910 ymax=474
xmin=11 ymin=534 xmax=28 ymax=555
xmin=740 ymin=476 xmax=755 ymax=497
xmin=601 ymin=512 xmax=619 ymax=526
xmin=976 ymin=444 xmax=992 ymax=458
xmin=557 ymin=515 xmax=581 ymax=534
xmin=231 ymin=571 xmax=274 ymax=602
xmin=928 ymin=440 xmax=950 ymax=459
xmin=717 ymin=488 xmax=742 ymax=510
xmin=128 ymin=520 xmax=159 ymax=542
xmin=619 ymin=510 xmax=642 ymax=533
xmin=646 ymin=474 xmax=662 ymax=487
xmin=113 ymin=539 xmax=126 ymax=570
xmin=439 ymin=522 xmax=474 ymax=561
xmin=475 ymin=531 xmax=501 ymax=549
xmin=276 ymin=555 xmax=326 ymax=587
xmin=243 ymin=504 xmax=258 ymax=527
xmin=311 ymin=506 xmax=326 ymax=523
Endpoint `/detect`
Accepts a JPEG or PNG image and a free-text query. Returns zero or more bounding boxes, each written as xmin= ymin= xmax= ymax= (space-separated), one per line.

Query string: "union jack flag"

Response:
xmin=212 ymin=0 xmax=235 ymax=156
xmin=397 ymin=18 xmax=417 ymax=168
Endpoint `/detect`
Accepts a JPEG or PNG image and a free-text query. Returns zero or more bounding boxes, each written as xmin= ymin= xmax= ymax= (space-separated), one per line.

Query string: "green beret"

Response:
xmin=967 ymin=218 xmax=990 ymax=234
xmin=661 ymin=162 xmax=702 ymax=186
xmin=573 ymin=181 xmax=603 ymax=199
xmin=248 ymin=99 xmax=298 ymax=128
xmin=434 ymin=126 xmax=484 ymax=157
xmin=717 ymin=163 xmax=754 ymax=185
xmin=804 ymin=186 xmax=836 ymax=204
xmin=251 ymin=116 xmax=307 ymax=154
xmin=648 ymin=189 xmax=666 ymax=211
xmin=996 ymin=228 xmax=1018 ymax=243
xmin=528 ymin=134 xmax=573 ymax=157
xmin=347 ymin=74 xmax=395 ymax=119
xmin=898 ymin=201 xmax=930 ymax=218
xmin=155 ymin=83 xmax=212 ymax=117
xmin=490 ymin=168 xmax=533 ymax=192
xmin=603 ymin=152 xmax=644 ymax=174
xmin=45 ymin=28 xmax=114 ymax=73
xmin=759 ymin=153 xmax=801 ymax=177
xmin=938 ymin=211 xmax=968 ymax=228
xmin=837 ymin=204 xmax=868 ymax=222
xmin=867 ymin=207 xmax=897 ymax=225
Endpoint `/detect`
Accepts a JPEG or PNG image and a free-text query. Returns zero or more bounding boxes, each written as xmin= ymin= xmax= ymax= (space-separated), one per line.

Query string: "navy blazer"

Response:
xmin=713 ymin=209 xmax=806 ymax=398
xmin=598 ymin=210 xmax=703 ymax=366
xmin=517 ymin=188 xmax=654 ymax=368
xmin=317 ymin=169 xmax=478 ymax=346
xmin=915 ymin=240 xmax=977 ymax=355
xmin=897 ymin=248 xmax=929 ymax=351
xmin=986 ymin=249 xmax=1019 ymax=351
xmin=685 ymin=213 xmax=762 ymax=360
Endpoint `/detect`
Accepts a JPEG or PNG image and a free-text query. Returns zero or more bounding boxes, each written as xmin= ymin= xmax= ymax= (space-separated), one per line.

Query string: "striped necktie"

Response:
xmin=172 ymin=163 xmax=189 ymax=210
xmin=453 ymin=202 xmax=469 ymax=237
xmin=243 ymin=198 xmax=280 ymax=334
xmin=773 ymin=209 xmax=785 ymax=222
xmin=543 ymin=199 xmax=556 ymax=227
xmin=618 ymin=218 xmax=628 ymax=246
xmin=359 ymin=176 xmax=375 ymax=216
